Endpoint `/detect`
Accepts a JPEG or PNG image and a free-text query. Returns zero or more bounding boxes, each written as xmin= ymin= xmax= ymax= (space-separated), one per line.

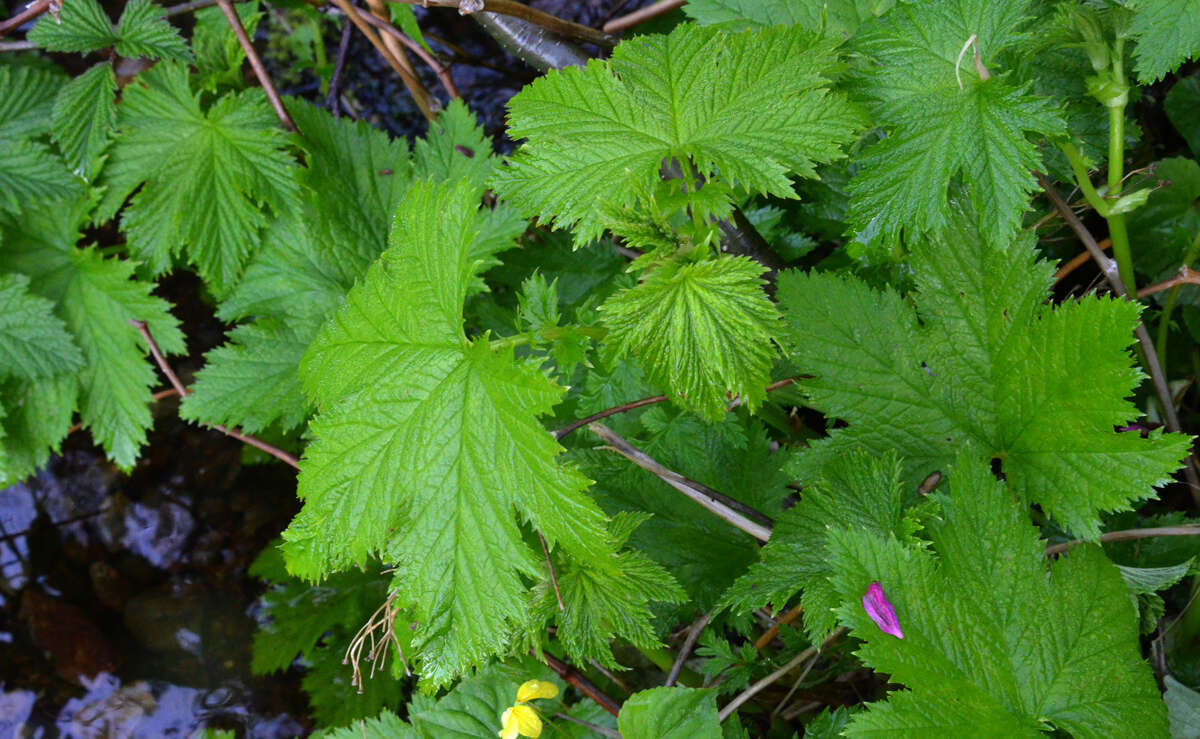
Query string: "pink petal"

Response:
xmin=862 ymin=581 xmax=904 ymax=639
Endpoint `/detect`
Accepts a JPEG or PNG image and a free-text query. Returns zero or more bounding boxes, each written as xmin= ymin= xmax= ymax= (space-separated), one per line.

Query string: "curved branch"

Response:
xmin=1045 ymin=525 xmax=1200 ymax=556
xmin=0 ymin=0 xmax=49 ymax=38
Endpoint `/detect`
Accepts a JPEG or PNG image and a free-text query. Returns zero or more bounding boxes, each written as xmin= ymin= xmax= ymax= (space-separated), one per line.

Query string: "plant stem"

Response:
xmin=718 ymin=628 xmax=848 ymax=722
xmin=1044 ymin=525 xmax=1200 ymax=556
xmin=666 ymin=610 xmax=713 ymax=687
xmin=488 ymin=325 xmax=607 ymax=351
xmin=215 ymin=0 xmax=296 ymax=132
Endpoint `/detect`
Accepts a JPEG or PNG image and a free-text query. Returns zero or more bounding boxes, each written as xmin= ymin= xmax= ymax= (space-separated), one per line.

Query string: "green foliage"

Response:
xmin=286 ymin=180 xmax=616 ymax=687
xmin=829 ymin=450 xmax=1165 ymax=736
xmin=847 ymin=0 xmax=1064 ymax=247
xmin=722 ymin=450 xmax=911 ymax=640
xmin=601 ymin=256 xmax=780 ymax=419
xmin=492 ymin=22 xmax=863 ymax=245
xmin=99 ymin=61 xmax=296 ymax=294
xmin=1165 ymin=675 xmax=1200 ymax=738
xmin=50 ymin=62 xmax=117 ymax=177
xmin=0 ymin=67 xmax=78 ymax=214
xmin=617 ymin=687 xmax=723 ymax=739
xmin=777 ymin=218 xmax=1191 ymax=538
xmin=1126 ymin=0 xmax=1200 ymax=83
xmin=29 ymin=0 xmax=189 ymax=60
xmin=683 ymin=0 xmax=893 ymax=37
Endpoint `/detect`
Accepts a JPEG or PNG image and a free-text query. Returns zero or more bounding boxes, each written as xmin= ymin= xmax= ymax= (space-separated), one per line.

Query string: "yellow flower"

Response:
xmin=516 ymin=680 xmax=559 ymax=703
xmin=499 ymin=704 xmax=543 ymax=739
xmin=497 ymin=679 xmax=560 ymax=738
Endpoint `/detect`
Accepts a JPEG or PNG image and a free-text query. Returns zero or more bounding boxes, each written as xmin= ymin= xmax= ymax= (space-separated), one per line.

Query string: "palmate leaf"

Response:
xmin=600 ymin=256 xmax=781 ymax=420
xmin=492 ymin=23 xmax=863 ymax=245
xmin=28 ymin=0 xmax=188 ymax=60
xmin=847 ymin=0 xmax=1064 ymax=246
xmin=0 ymin=273 xmax=82 ymax=381
xmin=0 ymin=67 xmax=77 ymax=213
xmin=284 ymin=180 xmax=615 ymax=687
xmin=828 ymin=451 xmax=1165 ymax=737
xmin=0 ymin=201 xmax=184 ymax=470
xmin=0 ymin=66 xmax=59 ymax=140
xmin=98 ymin=61 xmax=296 ymax=295
xmin=777 ymin=217 xmax=1191 ymax=538
xmin=1127 ymin=0 xmax=1200 ymax=83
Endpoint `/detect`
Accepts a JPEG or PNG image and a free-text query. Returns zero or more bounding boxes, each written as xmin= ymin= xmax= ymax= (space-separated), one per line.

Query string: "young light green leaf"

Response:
xmin=50 ymin=62 xmax=117 ymax=177
xmin=777 ymin=221 xmax=1191 ymax=539
xmin=99 ymin=62 xmax=297 ymax=295
xmin=286 ymin=180 xmax=616 ymax=687
xmin=0 ymin=273 xmax=83 ymax=381
xmin=618 ymin=687 xmax=723 ymax=739
xmin=721 ymin=450 xmax=909 ymax=641
xmin=1127 ymin=0 xmax=1200 ymax=83
xmin=27 ymin=0 xmax=117 ymax=53
xmin=847 ymin=0 xmax=1064 ymax=246
xmin=113 ymin=0 xmax=191 ymax=61
xmin=600 ymin=256 xmax=780 ymax=420
xmin=492 ymin=23 xmax=863 ymax=245
xmin=828 ymin=451 xmax=1166 ymax=737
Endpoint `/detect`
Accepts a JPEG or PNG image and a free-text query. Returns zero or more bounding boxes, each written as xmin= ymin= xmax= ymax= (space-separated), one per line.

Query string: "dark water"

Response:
xmin=0 ymin=416 xmax=307 ymax=738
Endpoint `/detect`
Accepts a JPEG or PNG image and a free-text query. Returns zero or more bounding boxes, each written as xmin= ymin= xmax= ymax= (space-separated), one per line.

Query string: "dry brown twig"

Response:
xmin=214 ymin=0 xmax=296 ymax=131
xmin=345 ymin=591 xmax=409 ymax=691
xmin=603 ymin=0 xmax=684 ymax=33
xmin=0 ymin=0 xmax=50 ymax=37
xmin=346 ymin=6 xmax=460 ymax=100
xmin=330 ymin=0 xmax=438 ymax=122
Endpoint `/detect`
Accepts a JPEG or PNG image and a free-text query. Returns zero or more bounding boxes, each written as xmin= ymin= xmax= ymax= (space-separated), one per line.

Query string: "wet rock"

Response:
xmin=123 ymin=583 xmax=207 ymax=657
xmin=88 ymin=561 xmax=132 ymax=612
xmin=19 ymin=589 xmax=121 ymax=685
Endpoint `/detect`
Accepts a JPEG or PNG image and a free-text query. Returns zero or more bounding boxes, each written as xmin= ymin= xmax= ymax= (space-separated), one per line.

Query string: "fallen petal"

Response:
xmin=862 ymin=581 xmax=904 ymax=639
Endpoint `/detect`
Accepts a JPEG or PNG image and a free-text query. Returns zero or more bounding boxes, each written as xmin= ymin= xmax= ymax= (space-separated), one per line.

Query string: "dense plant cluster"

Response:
xmin=4 ymin=0 xmax=1200 ymax=735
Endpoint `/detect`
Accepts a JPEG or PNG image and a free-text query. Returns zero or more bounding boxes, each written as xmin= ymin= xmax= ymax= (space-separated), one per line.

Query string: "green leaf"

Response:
xmin=1127 ymin=0 xmax=1200 ymax=83
xmin=683 ymin=0 xmax=893 ymax=37
xmin=492 ymin=23 xmax=863 ymax=245
xmin=182 ymin=320 xmax=313 ymax=434
xmin=0 ymin=273 xmax=83 ymax=381
xmin=0 ymin=139 xmax=78 ymax=215
xmin=722 ymin=450 xmax=909 ymax=641
xmin=1166 ymin=77 xmax=1200 ymax=159
xmin=28 ymin=0 xmax=117 ymax=53
xmin=776 ymin=220 xmax=1191 ymax=538
xmin=535 ymin=514 xmax=686 ymax=670
xmin=1165 ymin=675 xmax=1200 ymax=739
xmin=100 ymin=62 xmax=297 ymax=295
xmin=50 ymin=62 xmax=117 ymax=177
xmin=600 ymin=256 xmax=780 ymax=420
xmin=0 ymin=374 xmax=77 ymax=486
xmin=829 ymin=451 xmax=1166 ymax=737
xmin=0 ymin=203 xmax=184 ymax=470
xmin=317 ymin=712 xmax=418 ymax=739
xmin=847 ymin=0 xmax=1064 ymax=246
xmin=113 ymin=0 xmax=191 ymax=61
xmin=0 ymin=66 xmax=60 ymax=139
xmin=285 ymin=180 xmax=616 ymax=687
xmin=192 ymin=0 xmax=263 ymax=91
xmin=617 ymin=687 xmax=723 ymax=739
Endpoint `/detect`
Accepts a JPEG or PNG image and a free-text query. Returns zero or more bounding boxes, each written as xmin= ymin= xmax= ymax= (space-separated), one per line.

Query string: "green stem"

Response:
xmin=1106 ymin=41 xmax=1137 ymax=295
xmin=1059 ymin=142 xmax=1110 ymax=216
xmin=1155 ymin=231 xmax=1200 ymax=372
xmin=488 ymin=325 xmax=607 ymax=351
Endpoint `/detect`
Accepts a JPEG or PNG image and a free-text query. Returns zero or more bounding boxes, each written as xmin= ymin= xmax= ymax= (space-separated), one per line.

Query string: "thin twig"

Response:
xmin=666 ymin=609 xmax=713 ymax=687
xmin=326 ymin=20 xmax=354 ymax=114
xmin=364 ymin=0 xmax=439 ymax=117
xmin=350 ymin=6 xmax=460 ymax=99
xmin=1139 ymin=266 xmax=1200 ymax=299
xmin=67 ymin=388 xmax=180 ymax=435
xmin=590 ymin=660 xmax=632 ymax=694
xmin=1038 ymin=174 xmax=1200 ymax=502
xmin=552 ymin=712 xmax=621 ymax=738
xmin=330 ymin=0 xmax=437 ymax=122
xmin=771 ymin=644 xmax=824 ymax=719
xmin=0 ymin=0 xmax=49 ymax=37
xmin=0 ymin=40 xmax=35 ymax=51
xmin=1045 ymin=525 xmax=1200 ymax=556
xmin=389 ymin=0 xmax=616 ymax=47
xmin=539 ymin=532 xmax=564 ymax=611
xmin=1054 ymin=238 xmax=1112 ymax=284
xmin=555 ymin=378 xmax=796 ymax=440
xmin=215 ymin=0 xmax=296 ymax=131
xmin=589 ymin=423 xmax=773 ymax=541
xmin=540 ymin=650 xmax=622 ymax=717
xmin=129 ymin=319 xmax=301 ymax=469
xmin=718 ymin=627 xmax=848 ymax=722
xmin=165 ymin=0 xmax=220 ymax=16
xmin=754 ymin=603 xmax=803 ymax=650
xmin=603 ymin=0 xmax=684 ymax=33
